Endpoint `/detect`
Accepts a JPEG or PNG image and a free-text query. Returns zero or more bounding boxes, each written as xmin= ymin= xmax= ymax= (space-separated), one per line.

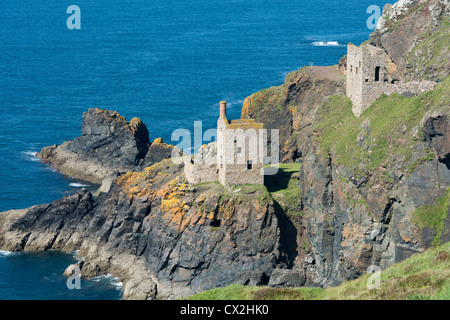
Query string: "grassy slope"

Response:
xmin=314 ymin=76 xmax=450 ymax=174
xmin=404 ymin=17 xmax=450 ymax=80
xmin=185 ymin=242 xmax=450 ymax=300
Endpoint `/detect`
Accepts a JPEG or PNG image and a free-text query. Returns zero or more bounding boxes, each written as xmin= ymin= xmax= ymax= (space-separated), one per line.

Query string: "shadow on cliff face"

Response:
xmin=273 ymin=200 xmax=298 ymax=268
xmin=265 ymin=166 xmax=296 ymax=193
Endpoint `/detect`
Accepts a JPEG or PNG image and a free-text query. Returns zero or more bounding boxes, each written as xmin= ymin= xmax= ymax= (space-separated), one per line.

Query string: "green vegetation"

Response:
xmin=407 ymin=149 xmax=437 ymax=174
xmin=265 ymin=163 xmax=303 ymax=217
xmin=314 ymin=76 xmax=450 ymax=173
xmin=412 ymin=188 xmax=450 ymax=246
xmin=193 ymin=181 xmax=273 ymax=209
xmin=191 ymin=164 xmax=304 ymax=219
xmin=242 ymin=67 xmax=311 ymax=119
xmin=404 ymin=18 xmax=450 ymax=80
xmin=242 ymin=84 xmax=285 ymax=120
xmin=185 ymin=242 xmax=450 ymax=300
xmin=284 ymin=68 xmax=305 ymax=85
xmin=185 ymin=283 xmax=324 ymax=300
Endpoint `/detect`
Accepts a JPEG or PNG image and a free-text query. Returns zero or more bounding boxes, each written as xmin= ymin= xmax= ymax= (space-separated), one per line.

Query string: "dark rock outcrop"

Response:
xmin=37 ymin=108 xmax=181 ymax=184
xmin=374 ymin=0 xmax=450 ymax=81
xmin=66 ymin=109 xmax=150 ymax=169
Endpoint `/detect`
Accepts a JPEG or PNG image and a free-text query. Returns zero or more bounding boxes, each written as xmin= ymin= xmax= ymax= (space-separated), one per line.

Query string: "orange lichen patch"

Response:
xmin=158 ymin=177 xmax=200 ymax=233
xmin=241 ymin=96 xmax=252 ymax=118
xmin=227 ymin=122 xmax=263 ymax=130
xmin=128 ymin=186 xmax=142 ymax=194
xmin=402 ymin=236 xmax=412 ymax=243
xmin=91 ymin=108 xmax=146 ymax=135
xmin=160 ymin=177 xmax=188 ymax=214
xmin=93 ymin=108 xmax=127 ymax=124
xmin=252 ymin=198 xmax=270 ymax=221
xmin=126 ymin=117 xmax=145 ymax=134
xmin=340 ymin=224 xmax=368 ymax=247
xmin=116 ymin=159 xmax=174 ymax=199
xmin=229 ymin=119 xmax=257 ymax=124
xmin=161 ymin=198 xmax=186 ymax=214
xmin=342 ymin=226 xmax=351 ymax=239
xmin=153 ymin=137 xmax=164 ymax=144
xmin=162 ymin=209 xmax=186 ymax=232
xmin=217 ymin=198 xmax=240 ymax=222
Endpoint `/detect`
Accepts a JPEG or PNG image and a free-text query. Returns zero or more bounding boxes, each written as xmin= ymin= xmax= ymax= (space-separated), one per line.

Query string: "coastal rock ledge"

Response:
xmin=37 ymin=108 xmax=180 ymax=184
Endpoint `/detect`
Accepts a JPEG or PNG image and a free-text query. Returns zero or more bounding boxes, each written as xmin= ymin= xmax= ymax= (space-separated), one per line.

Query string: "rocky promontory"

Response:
xmin=37 ymin=108 xmax=181 ymax=184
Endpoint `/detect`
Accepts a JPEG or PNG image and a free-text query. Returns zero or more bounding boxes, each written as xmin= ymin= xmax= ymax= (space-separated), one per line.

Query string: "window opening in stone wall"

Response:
xmin=375 ymin=66 xmax=380 ymax=82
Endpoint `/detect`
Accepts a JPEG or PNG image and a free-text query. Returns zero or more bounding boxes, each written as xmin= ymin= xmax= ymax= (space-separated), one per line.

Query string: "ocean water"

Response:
xmin=0 ymin=0 xmax=393 ymax=299
xmin=0 ymin=250 xmax=122 ymax=300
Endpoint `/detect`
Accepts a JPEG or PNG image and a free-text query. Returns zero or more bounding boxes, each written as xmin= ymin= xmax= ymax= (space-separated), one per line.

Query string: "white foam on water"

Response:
xmin=22 ymin=151 xmax=39 ymax=162
xmin=91 ymin=274 xmax=123 ymax=290
xmin=69 ymin=183 xmax=90 ymax=188
xmin=312 ymin=41 xmax=340 ymax=47
xmin=0 ymin=250 xmax=18 ymax=256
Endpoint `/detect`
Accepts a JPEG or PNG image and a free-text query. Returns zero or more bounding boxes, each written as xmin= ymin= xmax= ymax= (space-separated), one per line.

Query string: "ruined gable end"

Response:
xmin=346 ymin=43 xmax=387 ymax=117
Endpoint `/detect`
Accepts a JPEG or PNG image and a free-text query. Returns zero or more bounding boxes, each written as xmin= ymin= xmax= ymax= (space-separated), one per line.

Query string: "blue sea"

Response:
xmin=0 ymin=0 xmax=393 ymax=300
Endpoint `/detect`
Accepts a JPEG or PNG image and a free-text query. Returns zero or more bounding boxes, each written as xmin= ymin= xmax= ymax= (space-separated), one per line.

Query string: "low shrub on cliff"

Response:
xmin=265 ymin=163 xmax=303 ymax=217
xmin=412 ymin=188 xmax=450 ymax=246
xmin=186 ymin=242 xmax=450 ymax=300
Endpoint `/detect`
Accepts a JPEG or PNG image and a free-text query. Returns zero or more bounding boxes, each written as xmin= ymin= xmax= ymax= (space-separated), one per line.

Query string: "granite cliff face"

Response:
xmin=241 ymin=65 xmax=346 ymax=163
xmin=238 ymin=0 xmax=449 ymax=286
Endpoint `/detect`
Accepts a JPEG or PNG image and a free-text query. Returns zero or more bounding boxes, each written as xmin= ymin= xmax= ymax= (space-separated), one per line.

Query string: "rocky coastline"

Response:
xmin=0 ymin=0 xmax=449 ymax=300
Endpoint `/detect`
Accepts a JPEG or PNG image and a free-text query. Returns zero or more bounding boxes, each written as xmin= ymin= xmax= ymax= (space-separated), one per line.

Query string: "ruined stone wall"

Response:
xmin=184 ymin=160 xmax=218 ymax=184
xmin=347 ymin=44 xmax=387 ymax=117
xmin=219 ymin=164 xmax=264 ymax=186
xmin=382 ymin=80 xmax=437 ymax=96
xmin=347 ymin=43 xmax=364 ymax=113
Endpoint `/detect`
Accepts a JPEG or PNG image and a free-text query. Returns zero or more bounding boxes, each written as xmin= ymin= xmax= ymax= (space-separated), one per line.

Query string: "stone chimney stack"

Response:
xmin=220 ymin=101 xmax=227 ymax=117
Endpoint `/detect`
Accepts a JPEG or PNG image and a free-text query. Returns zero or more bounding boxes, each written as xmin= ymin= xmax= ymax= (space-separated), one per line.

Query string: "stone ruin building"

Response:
xmin=346 ymin=43 xmax=437 ymax=117
xmin=184 ymin=101 xmax=265 ymax=186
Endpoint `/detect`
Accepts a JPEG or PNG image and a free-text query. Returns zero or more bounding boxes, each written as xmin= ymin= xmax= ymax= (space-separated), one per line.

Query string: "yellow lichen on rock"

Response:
xmin=160 ymin=177 xmax=188 ymax=214
xmin=93 ymin=108 xmax=127 ymax=124
xmin=153 ymin=137 xmax=164 ymax=144
xmin=116 ymin=159 xmax=175 ymax=199
xmin=127 ymin=117 xmax=145 ymax=134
